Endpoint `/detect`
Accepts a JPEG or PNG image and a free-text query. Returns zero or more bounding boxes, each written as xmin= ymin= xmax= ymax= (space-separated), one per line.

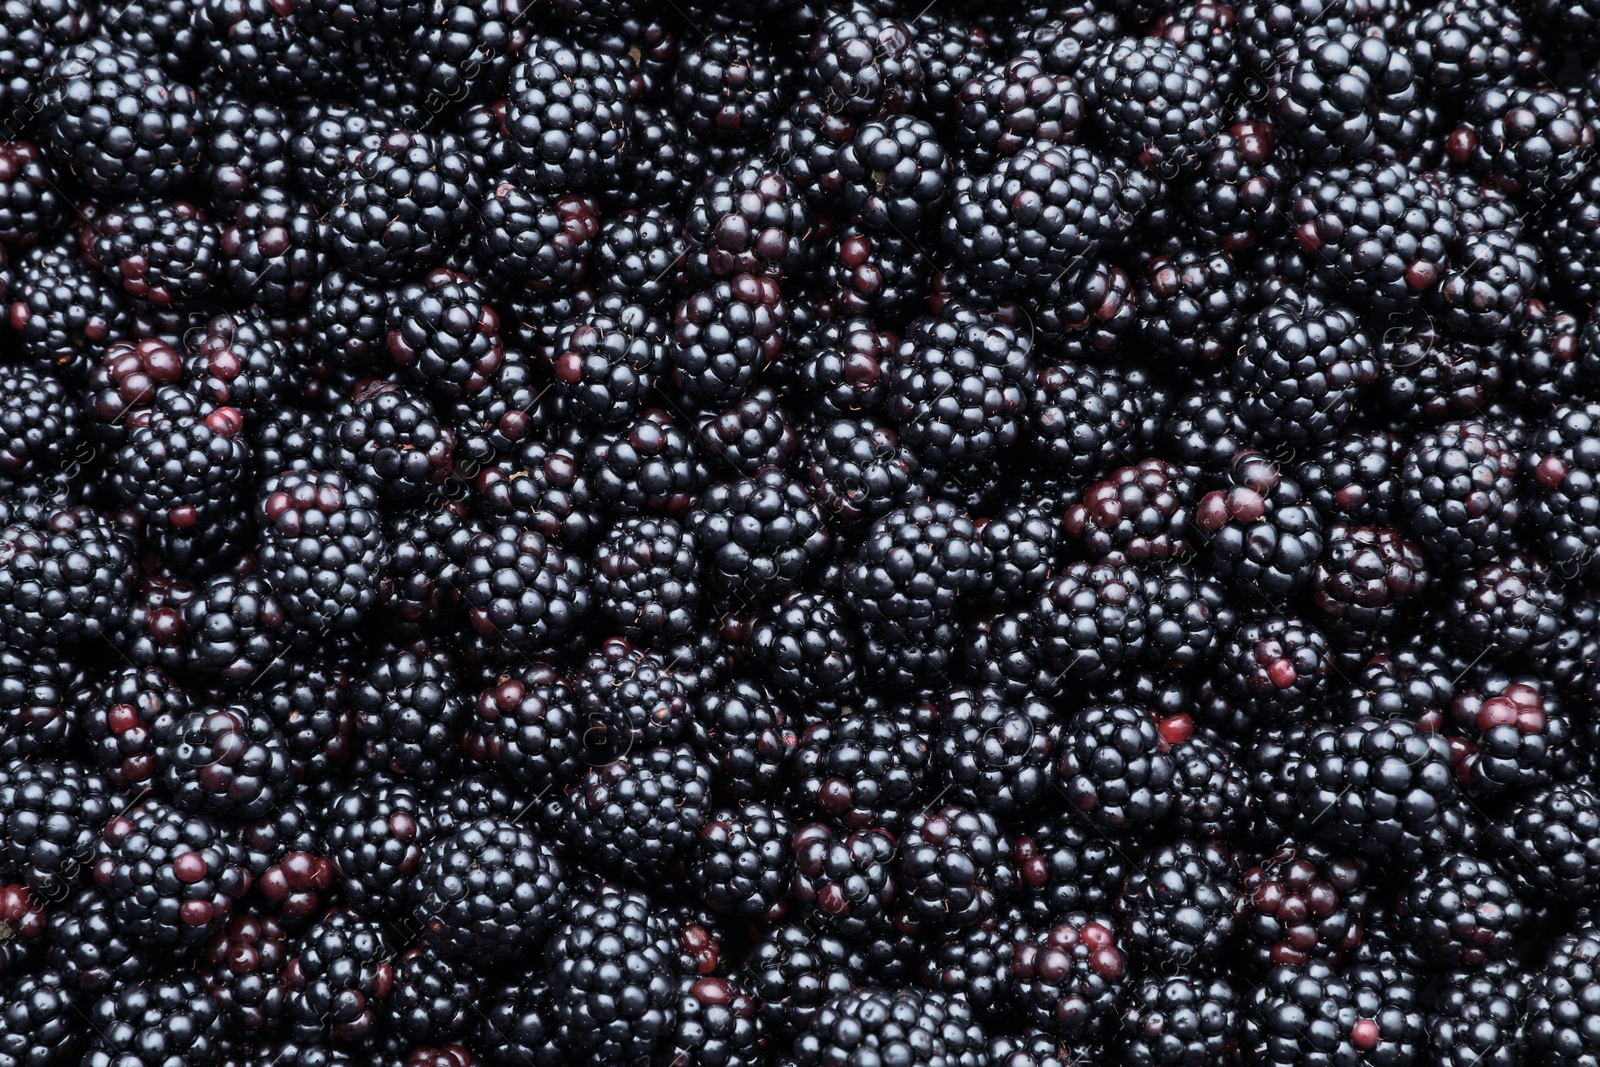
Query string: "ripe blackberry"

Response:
xmin=0 ymin=141 xmax=62 ymax=249
xmin=460 ymin=521 xmax=588 ymax=656
xmin=1168 ymin=728 xmax=1254 ymax=839
xmin=836 ymin=114 xmax=952 ymax=231
xmin=743 ymin=921 xmax=864 ymax=1043
xmin=199 ymin=94 xmax=290 ymax=214
xmin=0 ymin=505 xmax=133 ymax=651
xmin=1295 ymin=715 xmax=1457 ymax=865
xmin=806 ymin=8 xmax=923 ymax=121
xmin=352 ymin=642 xmax=468 ymax=781
xmin=945 ymin=143 xmax=1127 ymax=291
xmin=886 ymin=309 xmax=1032 ymax=469
xmin=398 ymin=0 xmax=528 ymax=105
xmin=1450 ymin=86 xmax=1593 ymax=200
xmin=1449 ymin=673 xmax=1570 ymax=797
xmin=220 ymin=187 xmax=326 ymax=309
xmin=1118 ymin=838 xmax=1240 ymax=967
xmin=789 ymin=820 xmax=898 ymax=941
xmin=285 ymin=910 xmax=394 ymax=1046
xmin=381 ymin=501 xmax=469 ymax=634
xmin=323 ymin=779 xmax=433 ymax=918
xmin=1177 ymin=121 xmax=1295 ymax=253
xmin=974 ymin=501 xmax=1055 ymax=610
xmin=383 ymin=947 xmax=476 ymax=1046
xmin=1123 ymin=974 xmax=1242 ymax=1067
xmin=448 ymin=349 xmax=553 ymax=470
xmin=153 ymin=704 xmax=291 ymax=819
xmin=1008 ymin=814 xmax=1127 ymax=927
xmin=326 ymin=131 xmax=482 ymax=281
xmin=691 ymin=469 xmax=829 ymax=606
xmin=289 ymin=102 xmax=396 ymax=210
xmin=820 ymin=224 xmax=926 ymax=319
xmin=1396 ymin=0 xmax=1532 ymax=98
xmin=845 ymin=499 xmax=985 ymax=641
xmin=0 ymin=760 xmax=111 ymax=896
xmin=1029 ymin=560 xmax=1147 ymax=682
xmin=333 ymin=381 xmax=455 ymax=502
xmin=1310 ymin=526 xmax=1429 ymax=642
xmin=1064 ymin=459 xmax=1191 ymax=564
xmin=38 ymin=39 xmax=200 ymax=197
xmin=258 ymin=470 xmax=388 ymax=631
xmin=1233 ymin=291 xmax=1377 ymax=445
xmin=1133 ymin=247 xmax=1252 ymax=366
xmin=472 ymin=973 xmax=558 ymax=1067
xmin=82 ymin=975 xmax=222 ymax=1067
xmin=506 ymin=34 xmax=634 ymax=191
xmin=92 ymin=799 xmax=248 ymax=949
xmin=953 ymin=54 xmax=1082 ymax=169
xmin=1492 ymin=782 xmax=1600 ymax=903
xmin=1397 ymin=419 xmax=1520 ymax=569
xmin=1247 ymin=959 xmax=1424 ymax=1067
xmin=1007 ymin=913 xmax=1129 ymax=1043
xmin=546 ymin=882 xmax=678 ymax=1062
xmin=558 ymin=742 xmax=712 ymax=882
xmin=1084 ymin=38 xmax=1220 ymax=174
xmin=1430 ymin=962 xmax=1527 ymax=1067
xmin=1196 ymin=451 xmax=1323 ymax=597
xmin=801 ymin=415 xmax=921 ymax=531
xmin=584 ymin=407 xmax=707 ymax=519
xmin=611 ymin=105 xmax=709 ymax=215
xmin=1442 ymin=555 xmax=1563 ymax=662
xmin=690 ymin=678 xmax=796 ymax=801
xmin=912 ymin=11 xmax=989 ymax=130
xmin=81 ymin=200 xmax=218 ymax=309
xmin=571 ymin=638 xmax=689 ymax=760
xmin=1241 ymin=841 xmax=1367 ymax=968
xmin=8 ymin=240 xmax=130 ymax=375
xmin=671 ymin=30 xmax=781 ymax=142
xmin=0 ymin=364 xmax=78 ymax=492
xmin=1057 ymin=704 xmax=1174 ymax=833
xmin=187 ymin=309 xmax=299 ymax=426
xmin=590 ymin=517 xmax=701 ymax=642
xmin=1397 ymin=850 xmax=1525 ymax=965
xmin=1268 ymin=27 xmax=1420 ymax=164
xmin=793 ymin=708 xmax=929 ymax=833
xmin=549 ymin=297 xmax=666 ymax=427
xmin=671 ymin=274 xmax=787 ymax=405
xmin=47 ymin=886 xmax=149 ymax=995
xmin=476 ymin=183 xmax=599 ymax=297
xmin=1524 ymin=923 xmax=1600 ymax=1067
xmin=688 ymin=801 xmax=793 ymax=923
xmin=747 ymin=589 xmax=861 ymax=718
xmin=898 ymin=804 xmax=1015 ymax=931
xmin=1025 ymin=361 xmax=1137 ymax=484
xmin=1429 ymin=227 xmax=1538 ymax=339
xmin=1291 ymin=428 xmax=1402 ymax=526
xmin=593 ymin=207 xmax=687 ymax=310
xmin=182 ymin=573 xmax=290 ymax=682
xmin=696 ymin=386 xmax=800 ymax=476
xmin=113 ymin=385 xmax=250 ymax=534
xmin=1504 ymin=299 xmax=1585 ymax=411
xmin=929 ymin=688 xmax=1053 ymax=820
xmin=411 ymin=818 xmax=566 ymax=965
xmin=1525 ymin=402 xmax=1600 ymax=580
xmin=792 ymin=989 xmax=986 ymax=1067
xmin=203 ymin=912 xmax=289 ymax=1037
xmin=1375 ymin=318 xmax=1505 ymax=426
xmin=1142 ymin=562 xmax=1237 ymax=674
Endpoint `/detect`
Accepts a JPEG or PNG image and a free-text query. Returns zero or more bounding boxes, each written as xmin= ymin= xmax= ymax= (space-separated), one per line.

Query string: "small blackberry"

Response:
xmin=572 ymin=638 xmax=689 ymax=759
xmin=1396 ymin=0 xmax=1533 ymax=99
xmin=912 ymin=11 xmax=989 ymax=130
xmin=351 ymin=642 xmax=468 ymax=781
xmin=333 ymin=381 xmax=455 ymax=502
xmin=182 ymin=573 xmax=290 ymax=683
xmin=801 ymin=415 xmax=922 ymax=530
xmin=383 ymin=947 xmax=476 ymax=1046
xmin=1142 ymin=562 xmax=1238 ymax=674
xmin=1449 ymin=674 xmax=1569 ymax=797
xmin=551 ymin=296 xmax=667 ymax=427
xmin=1179 ymin=121 xmax=1296 ymax=252
xmin=389 ymin=268 xmax=506 ymax=398
xmin=1233 ymin=291 xmax=1377 ymax=444
xmin=411 ymin=818 xmax=566 ymax=964
xmin=8 ymin=240 xmax=130 ymax=375
xmin=1169 ymin=728 xmax=1255 ymax=839
xmin=154 ymin=704 xmax=291 ymax=819
xmin=747 ymin=589 xmax=861 ymax=718
xmin=584 ymin=407 xmax=708 ymax=517
xmin=1064 ymin=458 xmax=1193 ymax=564
xmin=468 ymin=664 xmax=582 ymax=790
xmin=1247 ymin=959 xmax=1424 ymax=1067
xmin=203 ymin=912 xmax=289 ymax=1037
xmin=199 ymin=95 xmax=290 ymax=214
xmin=591 ymin=517 xmax=701 ymax=642
xmin=285 ymin=910 xmax=394 ymax=1046
xmin=1083 ymin=38 xmax=1220 ymax=173
xmin=1291 ymin=428 xmax=1402 ymax=526
xmin=792 ymin=708 xmax=930 ymax=833
xmin=789 ymin=821 xmax=898 ymax=941
xmin=1525 ymin=402 xmax=1600 ymax=580
xmin=1118 ymin=838 xmax=1240 ymax=967
xmin=1006 ymin=914 xmax=1130 ymax=1043
xmin=1523 ymin=924 xmax=1600 ymax=1067
xmin=825 ymin=223 xmax=932 ymax=319
xmin=1430 ymin=962 xmax=1527 ymax=1067
xmin=1057 ymin=704 xmax=1175 ymax=833
xmin=0 ymin=364 xmax=79 ymax=492
xmin=1196 ymin=451 xmax=1324 ymax=597
xmin=845 ymin=499 xmax=985 ymax=641
xmin=953 ymin=54 xmax=1082 ymax=169
xmin=258 ymin=470 xmax=389 ymax=631
xmin=688 ymin=801 xmax=793 ymax=923
xmin=593 ymin=207 xmax=688 ymax=309
xmin=1134 ymin=247 xmax=1253 ymax=366
xmin=398 ymin=0 xmax=529 ymax=105
xmin=82 ymin=200 xmax=219 ymax=309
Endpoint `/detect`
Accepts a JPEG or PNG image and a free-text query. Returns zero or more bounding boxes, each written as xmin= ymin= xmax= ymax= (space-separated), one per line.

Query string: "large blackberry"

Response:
xmin=1029 ymin=560 xmax=1147 ymax=682
xmin=154 ymin=703 xmax=291 ymax=819
xmin=1310 ymin=525 xmax=1429 ymax=642
xmin=351 ymin=642 xmax=468 ymax=781
xmin=886 ymin=309 xmax=1033 ymax=469
xmin=898 ymin=804 xmax=1014 ymax=931
xmin=801 ymin=415 xmax=921 ymax=531
xmin=397 ymin=0 xmax=529 ymax=106
xmin=220 ymin=187 xmax=326 ymax=308
xmin=805 ymin=8 xmax=923 ymax=121
xmin=1083 ymin=38 xmax=1220 ymax=173
xmin=81 ymin=200 xmax=218 ymax=309
xmin=691 ymin=468 xmax=830 ymax=606
xmin=285 ymin=909 xmax=394 ymax=1046
xmin=743 ymin=921 xmax=864 ymax=1042
xmin=1233 ymin=291 xmax=1377 ymax=444
xmin=1397 ymin=419 xmax=1520 ymax=569
xmin=1430 ymin=962 xmax=1527 ymax=1067
xmin=1397 ymin=849 xmax=1525 ymax=965
xmin=1524 ymin=923 xmax=1600 ymax=1067
xmin=1396 ymin=0 xmax=1532 ymax=99
xmin=688 ymin=801 xmax=793 ymax=923
xmin=1056 ymin=704 xmax=1174 ymax=833
xmin=1268 ymin=26 xmax=1420 ymax=164
xmin=690 ymin=678 xmax=796 ymax=801
xmin=1492 ymin=782 xmax=1600 ymax=903
xmin=845 ymin=499 xmax=985 ymax=641
xmin=671 ymin=274 xmax=787 ymax=405
xmin=1196 ymin=451 xmax=1324 ymax=598
xmin=462 ymin=522 xmax=588 ymax=656
xmin=584 ymin=407 xmax=707 ymax=518
xmin=258 ymin=470 xmax=389 ymax=631
xmin=792 ymin=708 xmax=929 ymax=833
xmin=791 ymin=989 xmax=986 ymax=1067
xmin=1247 ymin=959 xmax=1424 ymax=1067
xmin=1121 ymin=973 xmax=1241 ymax=1067
xmin=82 ymin=975 xmax=222 ymax=1067
xmin=0 ymin=505 xmax=133 ymax=651
xmin=506 ymin=34 xmax=634 ymax=191
xmin=837 ymin=113 xmax=952 ymax=231
xmin=1025 ymin=361 xmax=1137 ymax=484
xmin=326 ymin=131 xmax=482 ymax=281
xmin=933 ymin=687 xmax=1055 ymax=820
xmin=1450 ymin=86 xmax=1593 ymax=200
xmin=747 ymin=589 xmax=861 ymax=718
xmin=411 ymin=818 xmax=566 ymax=964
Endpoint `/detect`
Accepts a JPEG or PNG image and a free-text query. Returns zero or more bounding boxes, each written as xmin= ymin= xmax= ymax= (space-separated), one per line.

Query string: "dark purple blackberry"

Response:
xmin=82 ymin=975 xmax=222 ymax=1067
xmin=770 ymin=90 xmax=856 ymax=208
xmin=1527 ymin=923 xmax=1600 ymax=1067
xmin=81 ymin=200 xmax=218 ymax=309
xmin=672 ymin=29 xmax=781 ymax=142
xmin=199 ymin=95 xmax=289 ymax=214
xmin=1291 ymin=428 xmax=1402 ymax=526
xmin=410 ymin=817 xmax=565 ymax=964
xmin=609 ymin=105 xmax=709 ymax=215
xmin=1491 ymin=782 xmax=1600 ymax=903
xmin=1029 ymin=559 xmax=1147 ymax=682
xmin=792 ymin=989 xmax=985 ymax=1067
xmin=1134 ymin=247 xmax=1252 ymax=366
xmin=979 ymin=501 xmax=1058 ymax=608
xmin=0 ymin=0 xmax=90 ymax=116
xmin=333 ymin=381 xmax=455 ymax=502
xmin=898 ymin=804 xmax=1014 ymax=931
xmin=447 ymin=347 xmax=552 ymax=469
xmin=546 ymin=882 xmax=678 ymax=1062
xmin=931 ymin=687 xmax=1053 ymax=819
xmin=1064 ymin=459 xmax=1192 ymax=564
xmin=743 ymin=921 xmax=864 ymax=1042
xmin=1505 ymin=299 xmax=1586 ymax=411
xmin=696 ymin=386 xmax=800 ymax=476
xmin=571 ymin=637 xmax=689 ymax=761
xmin=845 ymin=498 xmax=985 ymax=641
xmin=476 ymin=183 xmax=599 ymax=297
xmin=821 ymin=224 xmax=927 ymax=319
xmin=471 ymin=973 xmax=558 ymax=1067
xmin=1449 ymin=674 xmax=1569 ymax=797
xmin=186 ymin=309 xmax=299 ymax=427
xmin=801 ymin=415 xmax=921 ymax=530
xmin=381 ymin=501 xmax=468 ymax=634
xmin=857 ymin=614 xmax=960 ymax=692
xmin=38 ymin=39 xmax=199 ymax=197
xmin=1442 ymin=554 xmax=1564 ymax=662
xmin=197 ymin=0 xmax=361 ymax=98
xmin=671 ymin=274 xmax=788 ymax=405
xmin=154 ymin=704 xmax=291 ymax=819
xmin=182 ymin=573 xmax=290 ymax=682
xmin=323 ymin=779 xmax=433 ymax=919
xmin=1057 ymin=704 xmax=1174 ymax=833
xmin=0 ymin=364 xmax=78 ymax=492
xmin=836 ymin=114 xmax=951 ymax=231
xmin=284 ymin=909 xmax=393 ymax=1046
xmin=220 ymin=187 xmax=325 ymax=309
xmin=0 ymin=505 xmax=134 ymax=651
xmin=352 ymin=642 xmax=468 ymax=781
xmin=258 ymin=470 xmax=388 ymax=632
xmin=289 ymin=102 xmax=396 ymax=210
xmin=0 ymin=759 xmax=111 ymax=896
xmin=1310 ymin=525 xmax=1430 ymax=642
xmin=1196 ymin=450 xmax=1323 ymax=598
xmin=397 ymin=0 xmax=528 ymax=105
xmin=1122 ymin=972 xmax=1241 ymax=1067
xmin=788 ymin=815 xmax=900 ymax=937
xmin=945 ymin=143 xmax=1127 ymax=291
xmin=1163 ymin=381 xmax=1260 ymax=483
xmin=912 ymin=11 xmax=989 ymax=130
xmin=203 ymin=912 xmax=289 ymax=1037
xmin=690 ymin=678 xmax=796 ymax=801
xmin=1083 ymin=37 xmax=1220 ymax=173
xmin=1430 ymin=962 xmax=1527 ymax=1067
xmin=691 ymin=468 xmax=830 ymax=606
xmin=952 ymin=54 xmax=1082 ymax=169
xmin=1429 ymin=227 xmax=1539 ymax=339
xmin=1449 ymin=86 xmax=1593 ymax=200
xmin=460 ymin=521 xmax=588 ymax=655
xmin=1025 ymin=361 xmax=1137 ymax=484
xmin=47 ymin=886 xmax=149 ymax=995
xmin=0 ymin=647 xmax=86 ymax=761
xmin=0 ymin=141 xmax=62 ymax=249
xmin=1247 ymin=959 xmax=1424 ymax=1067
xmin=664 ymin=975 xmax=764 ymax=1067
xmin=8 ymin=240 xmax=129 ymax=376
xmin=1168 ymin=727 xmax=1254 ymax=839
xmin=113 ymin=385 xmax=250 ymax=535
xmin=1240 ymin=841 xmax=1367 ymax=968
xmin=1526 ymin=402 xmax=1600 ymax=580
xmin=469 ymin=667 xmax=583 ymax=787
xmin=558 ymin=742 xmax=713 ymax=882
xmin=326 ymin=131 xmax=482 ymax=281
xmin=308 ymin=269 xmax=391 ymax=375
xmin=1396 ymin=849 xmax=1524 ymax=965
xmin=1011 ymin=810 xmax=1128 ymax=923
xmin=1118 ymin=837 xmax=1240 ymax=967
xmin=1295 ymin=715 xmax=1457 ymax=865
xmin=688 ymin=801 xmax=793 ymax=923
xmin=1396 ymin=0 xmax=1532 ymax=99
xmin=382 ymin=947 xmax=476 ymax=1046
xmin=1178 ymin=121 xmax=1296 ymax=252
xmin=886 ymin=309 xmax=1032 ymax=469
xmin=505 ymin=34 xmax=634 ymax=192
xmin=549 ymin=296 xmax=666 ymax=427
xmin=1233 ymin=291 xmax=1377 ymax=444
xmin=1268 ymin=27 xmax=1420 ymax=164
xmin=1397 ymin=419 xmax=1520 ymax=569
xmin=747 ymin=590 xmax=861 ymax=718
xmin=590 ymin=516 xmax=701 ymax=642
xmin=1544 ymin=173 xmax=1600 ymax=303
xmin=580 ymin=407 xmax=704 ymax=519
xmin=592 ymin=207 xmax=687 ymax=310
xmin=792 ymin=708 xmax=929 ymax=833
xmin=1142 ymin=562 xmax=1237 ymax=675
xmin=1007 ymin=914 xmax=1130 ymax=1043
xmin=1375 ymin=318 xmax=1505 ymax=426
xmin=805 ymin=8 xmax=923 ymax=121
xmin=91 ymin=799 xmax=248 ymax=949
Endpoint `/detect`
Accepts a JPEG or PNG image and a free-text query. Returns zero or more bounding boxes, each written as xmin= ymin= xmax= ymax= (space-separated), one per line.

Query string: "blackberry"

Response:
xmin=671 ymin=274 xmax=788 ymax=405
xmin=333 ymin=381 xmax=455 ymax=502
xmin=462 ymin=522 xmax=588 ymax=655
xmin=1396 ymin=0 xmax=1532 ymax=99
xmin=1164 ymin=382 xmax=1260 ymax=483
xmin=188 ymin=309 xmax=299 ymax=426
xmin=1505 ymin=299 xmax=1586 ymax=411
xmin=696 ymin=386 xmax=800 ymax=476
xmin=258 ymin=470 xmax=389 ymax=631
xmin=857 ymin=616 xmax=960 ymax=692
xmin=952 ymin=54 xmax=1083 ymax=169
xmin=326 ymin=131 xmax=482 ymax=281
xmin=1295 ymin=715 xmax=1457 ymax=865
xmin=472 ymin=974 xmax=559 ymax=1067
xmin=558 ymin=743 xmax=713 ymax=882
xmin=38 ymin=39 xmax=200 ymax=197
xmin=845 ymin=499 xmax=985 ymax=641
xmin=920 ymin=919 xmax=1010 ymax=1017
xmin=1134 ymin=247 xmax=1253 ymax=366
xmin=203 ymin=912 xmax=289 ymax=1037
xmin=1375 ymin=318 xmax=1505 ymax=426
xmin=0 ymin=505 xmax=134 ymax=651
xmin=399 ymin=0 xmax=528 ymax=106
xmin=1241 ymin=841 xmax=1367 ymax=969
xmin=1083 ymin=38 xmax=1220 ymax=174
xmin=1029 ymin=560 xmax=1147 ymax=682
xmin=1025 ymin=361 xmax=1137 ymax=483
xmin=593 ymin=207 xmax=688 ymax=309
xmin=154 ymin=704 xmax=291 ymax=819
xmin=199 ymin=95 xmax=290 ymax=214
xmin=1291 ymin=428 xmax=1402 ymax=526
xmin=47 ymin=886 xmax=148 ymax=995
xmin=1118 ymin=838 xmax=1240 ymax=967
xmin=691 ymin=469 xmax=830 ymax=606
xmin=1523 ymin=924 xmax=1600 ymax=1067
xmin=1545 ymin=174 xmax=1600 ymax=303
xmin=611 ymin=106 xmax=707 ymax=214
xmin=0 ymin=759 xmax=112 ymax=895
xmin=805 ymin=8 xmax=923 ymax=121
xmin=1268 ymin=27 xmax=1420 ymax=164
xmin=1247 ymin=959 xmax=1424 ymax=1067
xmin=801 ymin=415 xmax=921 ymax=531
xmin=505 ymin=34 xmax=634 ymax=191
xmin=824 ymin=223 xmax=930 ymax=319
xmin=8 ymin=240 xmax=129 ymax=375
xmin=550 ymin=296 xmax=666 ymax=427
xmin=1142 ymin=562 xmax=1237 ymax=674
xmin=945 ymin=143 xmax=1127 ymax=291
xmin=91 ymin=799 xmax=249 ymax=949
xmin=1525 ymin=402 xmax=1600 ymax=580
xmin=476 ymin=183 xmax=599 ymax=296
xmin=837 ymin=114 xmax=952 ymax=231
xmin=1449 ymin=674 xmax=1569 ymax=796
xmin=572 ymin=638 xmax=689 ymax=758
xmin=1057 ymin=704 xmax=1175 ymax=833
xmin=912 ymin=12 xmax=989 ymax=130
xmin=383 ymin=947 xmax=476 ymax=1046
xmin=1178 ymin=121 xmax=1295 ymax=253
xmin=791 ymin=989 xmax=986 ymax=1067
xmin=289 ymin=102 xmax=396 ymax=210
xmin=1430 ymin=962 xmax=1527 ymax=1067
xmin=1196 ymin=450 xmax=1323 ymax=598
xmin=0 ymin=364 xmax=78 ymax=491
xmin=196 ymin=0 xmax=358 ymax=99
xmin=1233 ymin=291 xmax=1377 ymax=444
xmin=790 ymin=821 xmax=898 ymax=941
xmin=743 ymin=921 xmax=864 ymax=1042
xmin=1397 ymin=419 xmax=1520 ymax=569
xmin=1429 ymin=227 xmax=1538 ymax=339
xmin=0 ymin=141 xmax=62 ymax=249
xmin=82 ymin=200 xmax=218 ymax=309
xmin=590 ymin=517 xmax=701 ymax=642
xmin=1011 ymin=811 xmax=1129 ymax=923
xmin=747 ymin=589 xmax=861 ymax=718
xmin=1397 ymin=849 xmax=1525 ymax=965
xmin=689 ymin=801 xmax=793 ymax=923
xmin=1122 ymin=972 xmax=1241 ymax=1067
xmin=792 ymin=708 xmax=929 ymax=833
xmin=82 ymin=975 xmax=222 ymax=1067
xmin=220 ymin=187 xmax=326 ymax=308
xmin=182 ymin=573 xmax=290 ymax=682
xmin=545 ymin=882 xmax=678 ymax=1062
xmin=690 ymin=678 xmax=796 ymax=801
xmin=1310 ymin=526 xmax=1429 ymax=642
xmin=352 ymin=642 xmax=468 ymax=781
xmin=1443 ymin=555 xmax=1564 ymax=662
xmin=411 ymin=818 xmax=566 ymax=964
xmin=1168 ymin=728 xmax=1254 ymax=839
xmin=1492 ymin=782 xmax=1600 ymax=903
xmin=1007 ymin=914 xmax=1130 ymax=1043
xmin=978 ymin=501 xmax=1058 ymax=609
xmin=886 ymin=309 xmax=1033 ymax=469
xmin=1450 ymin=86 xmax=1594 ymax=200
xmin=1064 ymin=459 xmax=1192 ymax=564
xmin=447 ymin=348 xmax=551 ymax=468
xmin=113 ymin=385 xmax=250 ymax=534
xmin=323 ymin=779 xmax=434 ymax=918
xmin=285 ymin=910 xmax=394 ymax=1046
xmin=672 ymin=30 xmax=782 ymax=142
xmin=381 ymin=501 xmax=469 ymax=634
xmin=898 ymin=804 xmax=1015 ymax=930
